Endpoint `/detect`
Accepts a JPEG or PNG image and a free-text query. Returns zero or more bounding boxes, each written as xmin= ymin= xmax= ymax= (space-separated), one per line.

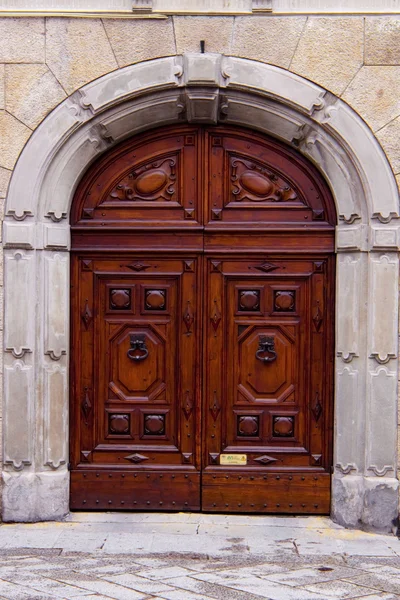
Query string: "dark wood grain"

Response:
xmin=70 ymin=125 xmax=335 ymax=513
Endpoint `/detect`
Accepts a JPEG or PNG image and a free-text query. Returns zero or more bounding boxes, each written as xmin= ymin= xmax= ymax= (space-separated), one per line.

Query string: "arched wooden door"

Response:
xmin=70 ymin=125 xmax=336 ymax=514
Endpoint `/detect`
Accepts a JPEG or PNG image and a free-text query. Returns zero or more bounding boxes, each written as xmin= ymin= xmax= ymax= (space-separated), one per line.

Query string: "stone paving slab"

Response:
xmin=0 ymin=514 xmax=399 ymax=599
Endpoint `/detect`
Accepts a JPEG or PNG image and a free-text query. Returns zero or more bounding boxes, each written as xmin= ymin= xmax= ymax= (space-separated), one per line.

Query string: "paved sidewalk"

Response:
xmin=0 ymin=513 xmax=399 ymax=599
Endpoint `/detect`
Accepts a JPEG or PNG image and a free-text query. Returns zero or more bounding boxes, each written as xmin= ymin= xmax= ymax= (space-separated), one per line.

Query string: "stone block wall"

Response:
xmin=0 ymin=13 xmax=400 ymax=468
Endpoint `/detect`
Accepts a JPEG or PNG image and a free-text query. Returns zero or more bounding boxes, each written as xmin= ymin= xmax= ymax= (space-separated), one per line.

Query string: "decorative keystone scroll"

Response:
xmin=6 ymin=209 xmax=33 ymax=221
xmin=5 ymin=347 xmax=32 ymax=359
xmin=369 ymin=352 xmax=397 ymax=365
xmin=46 ymin=211 xmax=67 ymax=223
xmin=335 ymin=463 xmax=357 ymax=475
xmin=3 ymin=459 xmax=31 ymax=471
xmin=337 ymin=351 xmax=358 ymax=363
xmin=367 ymin=465 xmax=395 ymax=477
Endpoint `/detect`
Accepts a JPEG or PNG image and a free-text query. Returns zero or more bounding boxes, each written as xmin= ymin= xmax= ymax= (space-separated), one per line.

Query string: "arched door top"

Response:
xmin=72 ymin=125 xmax=335 ymax=234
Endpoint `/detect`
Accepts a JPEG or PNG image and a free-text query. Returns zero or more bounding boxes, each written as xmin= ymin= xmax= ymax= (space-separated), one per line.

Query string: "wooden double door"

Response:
xmin=70 ymin=125 xmax=335 ymax=513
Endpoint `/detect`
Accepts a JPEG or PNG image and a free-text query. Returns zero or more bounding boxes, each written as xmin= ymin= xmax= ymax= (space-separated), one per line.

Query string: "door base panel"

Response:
xmin=70 ymin=471 xmax=200 ymax=511
xmin=201 ymin=472 xmax=330 ymax=514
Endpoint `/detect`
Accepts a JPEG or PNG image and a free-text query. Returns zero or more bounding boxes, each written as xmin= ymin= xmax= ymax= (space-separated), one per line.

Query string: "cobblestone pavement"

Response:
xmin=0 ymin=513 xmax=399 ymax=599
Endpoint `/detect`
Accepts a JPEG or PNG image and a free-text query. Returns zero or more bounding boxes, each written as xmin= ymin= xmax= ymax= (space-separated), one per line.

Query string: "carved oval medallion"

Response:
xmin=239 ymin=290 xmax=260 ymax=311
xmin=145 ymin=289 xmax=166 ymax=310
xmin=239 ymin=171 xmax=273 ymax=198
xmin=135 ymin=170 xmax=167 ymax=196
xmin=109 ymin=414 xmax=130 ymax=434
xmin=238 ymin=415 xmax=259 ymax=437
xmin=110 ymin=289 xmax=131 ymax=310
xmin=273 ymin=416 xmax=294 ymax=437
xmin=144 ymin=414 xmax=165 ymax=435
xmin=274 ymin=291 xmax=295 ymax=312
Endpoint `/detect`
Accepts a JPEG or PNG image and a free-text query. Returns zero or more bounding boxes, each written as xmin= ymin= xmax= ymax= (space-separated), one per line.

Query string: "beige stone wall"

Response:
xmin=1 ymin=14 xmax=400 ymax=465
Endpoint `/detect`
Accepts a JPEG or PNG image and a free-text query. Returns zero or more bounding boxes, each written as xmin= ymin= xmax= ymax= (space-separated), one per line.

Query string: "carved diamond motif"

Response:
xmin=210 ymin=391 xmax=221 ymax=421
xmin=311 ymin=392 xmax=323 ymax=422
xmin=210 ymin=300 xmax=221 ymax=333
xmin=81 ymin=300 xmax=93 ymax=330
xmin=254 ymin=262 xmax=279 ymax=273
xmin=81 ymin=387 xmax=92 ymax=420
xmin=312 ymin=302 xmax=323 ymax=332
xmin=182 ymin=390 xmax=193 ymax=420
xmin=183 ymin=301 xmax=194 ymax=333
xmin=123 ymin=453 xmax=149 ymax=463
xmin=254 ymin=455 xmax=277 ymax=465
xmin=125 ymin=262 xmax=151 ymax=272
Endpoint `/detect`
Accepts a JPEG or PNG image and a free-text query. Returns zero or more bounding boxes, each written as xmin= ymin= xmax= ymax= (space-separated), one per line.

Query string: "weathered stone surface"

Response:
xmin=342 ymin=66 xmax=400 ymax=132
xmin=174 ymin=16 xmax=233 ymax=54
xmin=46 ymin=18 xmax=117 ymax=95
xmin=5 ymin=65 xmax=66 ymax=130
xmin=0 ymin=167 xmax=11 ymax=198
xmin=0 ymin=112 xmax=31 ymax=171
xmin=103 ymin=18 xmax=175 ymax=68
xmin=0 ymin=18 xmax=45 ymax=63
xmin=0 ymin=65 xmax=4 ymax=111
xmin=366 ymin=17 xmax=400 ymax=65
xmin=231 ymin=16 xmax=306 ymax=68
xmin=376 ymin=117 xmax=400 ymax=174
xmin=291 ymin=17 xmax=363 ymax=96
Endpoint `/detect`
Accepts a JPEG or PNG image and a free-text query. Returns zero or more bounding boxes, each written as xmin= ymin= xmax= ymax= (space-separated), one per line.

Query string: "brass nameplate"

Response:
xmin=220 ymin=454 xmax=247 ymax=466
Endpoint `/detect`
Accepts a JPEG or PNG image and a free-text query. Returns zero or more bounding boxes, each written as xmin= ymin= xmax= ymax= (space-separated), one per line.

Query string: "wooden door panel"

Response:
xmin=70 ymin=124 xmax=335 ymax=515
xmin=202 ymin=473 xmax=331 ymax=514
xmin=202 ymin=256 xmax=334 ymax=512
xmin=70 ymin=255 xmax=201 ymax=510
xmin=204 ymin=129 xmax=335 ymax=231
xmin=71 ymin=128 xmax=202 ymax=229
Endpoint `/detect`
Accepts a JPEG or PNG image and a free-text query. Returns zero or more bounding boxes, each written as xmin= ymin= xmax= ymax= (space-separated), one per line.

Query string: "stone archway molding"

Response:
xmin=3 ymin=54 xmax=399 ymax=530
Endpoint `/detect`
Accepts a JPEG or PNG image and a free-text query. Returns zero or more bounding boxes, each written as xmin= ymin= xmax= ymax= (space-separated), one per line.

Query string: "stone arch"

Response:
xmin=3 ymin=54 xmax=399 ymax=531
